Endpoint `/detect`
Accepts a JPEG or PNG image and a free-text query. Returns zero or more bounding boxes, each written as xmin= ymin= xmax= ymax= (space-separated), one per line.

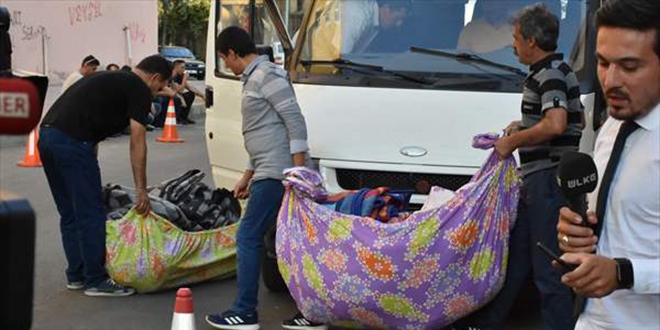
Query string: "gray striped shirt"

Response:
xmin=241 ymin=55 xmax=311 ymax=182
xmin=519 ymin=53 xmax=583 ymax=176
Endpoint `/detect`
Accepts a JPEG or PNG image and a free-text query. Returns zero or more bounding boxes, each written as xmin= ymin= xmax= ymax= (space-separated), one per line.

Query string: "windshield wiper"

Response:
xmin=299 ymin=59 xmax=432 ymax=85
xmin=410 ymin=46 xmax=527 ymax=77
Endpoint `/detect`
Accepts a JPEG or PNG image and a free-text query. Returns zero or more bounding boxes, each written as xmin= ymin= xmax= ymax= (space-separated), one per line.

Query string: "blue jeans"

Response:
xmin=38 ymin=126 xmax=108 ymax=287
xmin=454 ymin=167 xmax=575 ymax=330
xmin=231 ymin=179 xmax=285 ymax=315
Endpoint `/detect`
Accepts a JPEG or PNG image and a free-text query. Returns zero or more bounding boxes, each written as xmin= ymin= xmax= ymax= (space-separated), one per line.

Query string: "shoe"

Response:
xmin=281 ymin=313 xmax=327 ymax=330
xmin=205 ymin=310 xmax=260 ymax=330
xmin=83 ymin=278 xmax=135 ymax=297
xmin=66 ymin=281 xmax=84 ymax=290
xmin=186 ymin=118 xmax=196 ymax=124
xmin=146 ymin=124 xmax=155 ymax=131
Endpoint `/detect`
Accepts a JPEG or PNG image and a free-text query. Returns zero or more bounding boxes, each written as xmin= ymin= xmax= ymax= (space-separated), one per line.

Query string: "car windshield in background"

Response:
xmin=162 ymin=48 xmax=195 ymax=59
xmin=297 ymin=0 xmax=587 ymax=92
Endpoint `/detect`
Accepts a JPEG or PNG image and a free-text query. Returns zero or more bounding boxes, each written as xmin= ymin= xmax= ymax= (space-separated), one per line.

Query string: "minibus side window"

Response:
xmin=215 ymin=0 xmax=251 ymax=76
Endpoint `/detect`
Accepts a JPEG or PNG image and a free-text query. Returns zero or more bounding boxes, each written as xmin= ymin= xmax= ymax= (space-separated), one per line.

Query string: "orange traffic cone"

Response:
xmin=157 ymin=98 xmax=184 ymax=143
xmin=171 ymin=288 xmax=196 ymax=330
xmin=18 ymin=128 xmax=42 ymax=167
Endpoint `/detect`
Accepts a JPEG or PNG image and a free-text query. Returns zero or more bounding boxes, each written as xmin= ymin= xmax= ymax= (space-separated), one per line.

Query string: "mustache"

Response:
xmin=605 ymin=88 xmax=630 ymax=100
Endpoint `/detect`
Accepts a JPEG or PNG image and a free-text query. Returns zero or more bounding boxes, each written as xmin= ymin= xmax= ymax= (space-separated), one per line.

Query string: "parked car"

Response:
xmin=159 ymin=46 xmax=206 ymax=80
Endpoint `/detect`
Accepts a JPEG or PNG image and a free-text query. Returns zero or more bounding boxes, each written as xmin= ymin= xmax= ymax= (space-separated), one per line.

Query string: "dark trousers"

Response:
xmin=38 ymin=127 xmax=108 ymax=287
xmin=178 ymin=91 xmax=195 ymax=122
xmin=153 ymin=93 xmax=195 ymax=127
xmin=231 ymin=179 xmax=285 ymax=315
xmin=454 ymin=167 xmax=575 ymax=330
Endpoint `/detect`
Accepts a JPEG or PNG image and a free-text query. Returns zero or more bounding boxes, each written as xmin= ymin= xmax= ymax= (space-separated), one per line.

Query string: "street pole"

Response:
xmin=123 ymin=25 xmax=133 ymax=67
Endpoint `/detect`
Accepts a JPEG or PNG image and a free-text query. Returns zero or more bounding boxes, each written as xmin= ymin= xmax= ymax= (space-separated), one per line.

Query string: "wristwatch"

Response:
xmin=614 ymin=258 xmax=634 ymax=290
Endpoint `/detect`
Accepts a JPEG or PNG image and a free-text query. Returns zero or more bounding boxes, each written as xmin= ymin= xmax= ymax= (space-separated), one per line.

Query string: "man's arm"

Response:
xmin=560 ymin=253 xmax=660 ymax=297
xmin=156 ymin=86 xmax=176 ymax=98
xmin=262 ymin=71 xmax=310 ymax=160
xmin=184 ymin=80 xmax=206 ymax=99
xmin=129 ymin=119 xmax=150 ymax=215
xmin=495 ymin=107 xmax=568 ymax=158
xmin=292 ymin=152 xmax=306 ymax=167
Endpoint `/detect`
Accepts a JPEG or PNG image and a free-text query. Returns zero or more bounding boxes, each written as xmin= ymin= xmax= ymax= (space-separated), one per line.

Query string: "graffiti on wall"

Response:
xmin=68 ymin=0 xmax=103 ymax=26
xmin=127 ymin=22 xmax=147 ymax=44
xmin=8 ymin=10 xmax=49 ymax=41
xmin=9 ymin=10 xmax=22 ymax=26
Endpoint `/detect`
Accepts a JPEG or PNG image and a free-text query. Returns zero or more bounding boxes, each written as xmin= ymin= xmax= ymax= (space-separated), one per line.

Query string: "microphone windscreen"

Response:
xmin=557 ymin=151 xmax=598 ymax=197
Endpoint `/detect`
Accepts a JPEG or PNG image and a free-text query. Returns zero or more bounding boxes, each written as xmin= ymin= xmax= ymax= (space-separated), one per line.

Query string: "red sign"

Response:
xmin=0 ymin=79 xmax=41 ymax=135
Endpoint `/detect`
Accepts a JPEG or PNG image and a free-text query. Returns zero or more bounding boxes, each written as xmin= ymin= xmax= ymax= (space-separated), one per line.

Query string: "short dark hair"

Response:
xmin=596 ymin=0 xmax=660 ymax=59
xmin=106 ymin=63 xmax=119 ymax=70
xmin=377 ymin=0 xmax=412 ymax=11
xmin=173 ymin=59 xmax=185 ymax=67
xmin=513 ymin=4 xmax=559 ymax=52
xmin=136 ymin=55 xmax=172 ymax=81
xmin=217 ymin=26 xmax=257 ymax=57
xmin=82 ymin=55 xmax=100 ymax=67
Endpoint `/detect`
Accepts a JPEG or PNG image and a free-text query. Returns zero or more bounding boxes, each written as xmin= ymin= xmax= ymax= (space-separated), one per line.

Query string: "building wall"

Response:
xmin=0 ymin=0 xmax=157 ymax=84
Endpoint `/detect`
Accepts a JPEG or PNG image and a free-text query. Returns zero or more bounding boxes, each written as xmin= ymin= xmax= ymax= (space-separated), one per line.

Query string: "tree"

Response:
xmin=159 ymin=0 xmax=211 ymax=58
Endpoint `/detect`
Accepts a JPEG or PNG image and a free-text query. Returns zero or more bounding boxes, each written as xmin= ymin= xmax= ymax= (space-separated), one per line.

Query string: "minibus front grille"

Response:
xmin=335 ymin=169 xmax=472 ymax=194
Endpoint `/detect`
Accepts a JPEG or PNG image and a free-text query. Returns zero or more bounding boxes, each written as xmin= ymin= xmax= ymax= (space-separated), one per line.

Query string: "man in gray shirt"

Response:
xmin=205 ymin=27 xmax=325 ymax=330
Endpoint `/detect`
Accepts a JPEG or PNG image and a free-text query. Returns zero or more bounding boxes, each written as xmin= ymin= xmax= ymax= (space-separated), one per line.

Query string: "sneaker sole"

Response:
xmin=281 ymin=325 xmax=328 ymax=330
xmin=66 ymin=284 xmax=85 ymax=290
xmin=205 ymin=316 xmax=260 ymax=330
xmin=83 ymin=290 xmax=135 ymax=297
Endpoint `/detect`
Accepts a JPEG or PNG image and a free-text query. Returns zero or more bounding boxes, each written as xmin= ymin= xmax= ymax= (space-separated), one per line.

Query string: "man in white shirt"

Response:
xmin=457 ymin=0 xmax=519 ymax=54
xmin=340 ymin=0 xmax=410 ymax=55
xmin=556 ymin=0 xmax=660 ymax=329
xmin=61 ymin=55 xmax=99 ymax=92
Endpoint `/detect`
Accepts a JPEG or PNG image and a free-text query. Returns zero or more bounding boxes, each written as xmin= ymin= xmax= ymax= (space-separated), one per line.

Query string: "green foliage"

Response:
xmin=159 ymin=0 xmax=211 ymax=57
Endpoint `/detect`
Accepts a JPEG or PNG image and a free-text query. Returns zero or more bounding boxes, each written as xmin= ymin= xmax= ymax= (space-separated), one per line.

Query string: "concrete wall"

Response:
xmin=0 ymin=0 xmax=157 ymax=84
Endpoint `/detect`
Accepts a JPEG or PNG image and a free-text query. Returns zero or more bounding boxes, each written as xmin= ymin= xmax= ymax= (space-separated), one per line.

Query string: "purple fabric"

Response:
xmin=278 ymin=138 xmax=520 ymax=329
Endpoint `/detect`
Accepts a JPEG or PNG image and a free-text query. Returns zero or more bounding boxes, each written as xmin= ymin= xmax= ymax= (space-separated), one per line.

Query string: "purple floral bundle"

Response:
xmin=277 ymin=133 xmax=520 ymax=329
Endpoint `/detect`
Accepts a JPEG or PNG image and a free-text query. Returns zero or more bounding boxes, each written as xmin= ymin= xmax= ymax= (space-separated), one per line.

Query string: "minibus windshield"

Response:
xmin=296 ymin=0 xmax=588 ymax=92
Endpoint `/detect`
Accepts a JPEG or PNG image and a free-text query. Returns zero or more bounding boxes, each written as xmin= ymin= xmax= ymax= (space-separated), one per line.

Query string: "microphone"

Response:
xmin=0 ymin=78 xmax=43 ymax=135
xmin=557 ymin=151 xmax=598 ymax=226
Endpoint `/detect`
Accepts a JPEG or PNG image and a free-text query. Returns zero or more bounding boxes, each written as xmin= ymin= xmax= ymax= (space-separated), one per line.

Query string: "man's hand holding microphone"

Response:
xmin=554 ymin=152 xmax=620 ymax=298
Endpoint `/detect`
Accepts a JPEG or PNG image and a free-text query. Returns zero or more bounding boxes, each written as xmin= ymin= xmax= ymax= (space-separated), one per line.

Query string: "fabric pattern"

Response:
xmin=277 ymin=133 xmax=520 ymax=329
xmin=322 ymin=187 xmax=413 ymax=223
xmin=106 ymin=208 xmax=238 ymax=293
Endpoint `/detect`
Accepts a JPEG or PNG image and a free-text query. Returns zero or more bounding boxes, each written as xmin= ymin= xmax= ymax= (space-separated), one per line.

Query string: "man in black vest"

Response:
xmin=38 ymin=55 xmax=171 ymax=297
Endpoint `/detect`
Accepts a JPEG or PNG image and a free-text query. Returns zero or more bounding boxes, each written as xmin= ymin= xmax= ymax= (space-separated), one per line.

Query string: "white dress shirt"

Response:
xmin=577 ymin=104 xmax=660 ymax=330
xmin=457 ymin=18 xmax=513 ymax=54
xmin=61 ymin=70 xmax=83 ymax=93
xmin=340 ymin=0 xmax=379 ymax=54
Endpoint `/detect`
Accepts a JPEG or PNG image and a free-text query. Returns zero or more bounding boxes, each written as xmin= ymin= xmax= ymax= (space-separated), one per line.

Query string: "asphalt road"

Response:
xmin=0 ymin=80 xmax=542 ymax=330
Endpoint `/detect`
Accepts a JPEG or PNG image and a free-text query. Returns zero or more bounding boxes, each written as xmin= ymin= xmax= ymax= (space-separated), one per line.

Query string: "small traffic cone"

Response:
xmin=18 ymin=128 xmax=42 ymax=167
xmin=171 ymin=288 xmax=196 ymax=330
xmin=157 ymin=98 xmax=184 ymax=143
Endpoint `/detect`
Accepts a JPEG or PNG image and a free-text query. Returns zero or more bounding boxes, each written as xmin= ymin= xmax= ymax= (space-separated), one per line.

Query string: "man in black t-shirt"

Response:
xmin=38 ymin=55 xmax=171 ymax=297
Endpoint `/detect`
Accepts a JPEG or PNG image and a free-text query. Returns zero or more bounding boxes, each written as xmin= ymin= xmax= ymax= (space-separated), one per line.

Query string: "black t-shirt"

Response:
xmin=172 ymin=73 xmax=183 ymax=85
xmin=42 ymin=70 xmax=152 ymax=142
